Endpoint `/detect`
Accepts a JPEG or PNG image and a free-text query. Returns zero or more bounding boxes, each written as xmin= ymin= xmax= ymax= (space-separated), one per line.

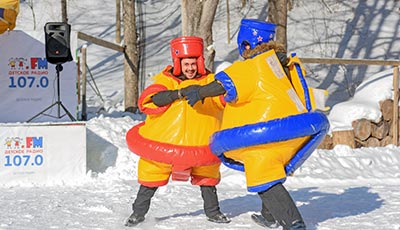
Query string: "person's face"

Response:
xmin=181 ymin=58 xmax=198 ymax=79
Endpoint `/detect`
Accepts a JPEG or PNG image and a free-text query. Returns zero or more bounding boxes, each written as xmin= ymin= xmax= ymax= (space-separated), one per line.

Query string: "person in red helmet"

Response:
xmin=125 ymin=36 xmax=229 ymax=227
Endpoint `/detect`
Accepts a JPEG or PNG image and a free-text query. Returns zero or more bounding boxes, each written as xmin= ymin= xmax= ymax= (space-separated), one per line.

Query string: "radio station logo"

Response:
xmin=8 ymin=57 xmax=49 ymax=75
xmin=3 ymin=136 xmax=44 ymax=154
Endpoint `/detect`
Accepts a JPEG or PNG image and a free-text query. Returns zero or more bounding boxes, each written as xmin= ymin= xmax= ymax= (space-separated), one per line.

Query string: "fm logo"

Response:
xmin=26 ymin=136 xmax=43 ymax=148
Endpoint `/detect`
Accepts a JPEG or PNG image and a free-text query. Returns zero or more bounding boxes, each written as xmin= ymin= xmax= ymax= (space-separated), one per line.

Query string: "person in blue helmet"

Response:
xmin=182 ymin=18 xmax=328 ymax=230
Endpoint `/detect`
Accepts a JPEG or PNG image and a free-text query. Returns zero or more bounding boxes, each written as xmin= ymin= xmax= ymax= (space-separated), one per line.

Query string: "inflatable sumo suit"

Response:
xmin=210 ymin=19 xmax=330 ymax=192
xmin=126 ymin=36 xmax=225 ymax=187
xmin=0 ymin=0 xmax=19 ymax=34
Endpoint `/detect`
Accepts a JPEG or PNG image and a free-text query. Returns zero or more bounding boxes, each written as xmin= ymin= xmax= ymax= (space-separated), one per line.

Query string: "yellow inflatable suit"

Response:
xmin=0 ymin=0 xmax=19 ymax=34
xmin=126 ymin=66 xmax=225 ymax=187
xmin=210 ymin=49 xmax=329 ymax=192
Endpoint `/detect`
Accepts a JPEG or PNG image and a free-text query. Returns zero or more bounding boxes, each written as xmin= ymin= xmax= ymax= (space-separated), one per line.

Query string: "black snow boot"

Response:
xmin=207 ymin=212 xmax=231 ymax=223
xmin=260 ymin=201 xmax=280 ymax=228
xmin=251 ymin=213 xmax=280 ymax=228
xmin=251 ymin=201 xmax=280 ymax=228
xmin=200 ymin=186 xmax=231 ymax=223
xmin=125 ymin=212 xmax=145 ymax=227
xmin=258 ymin=183 xmax=305 ymax=230
xmin=289 ymin=220 xmax=306 ymax=230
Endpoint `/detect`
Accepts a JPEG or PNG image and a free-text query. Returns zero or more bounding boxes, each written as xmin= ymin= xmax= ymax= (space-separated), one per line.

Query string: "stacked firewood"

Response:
xmin=318 ymin=99 xmax=397 ymax=149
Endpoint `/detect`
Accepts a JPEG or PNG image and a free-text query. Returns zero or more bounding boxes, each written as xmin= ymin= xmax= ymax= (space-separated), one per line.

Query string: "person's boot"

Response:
xmin=207 ymin=212 xmax=231 ymax=223
xmin=125 ymin=185 xmax=157 ymax=227
xmin=200 ymin=186 xmax=231 ymax=223
xmin=260 ymin=201 xmax=280 ymax=228
xmin=289 ymin=220 xmax=306 ymax=230
xmin=251 ymin=213 xmax=280 ymax=228
xmin=251 ymin=202 xmax=280 ymax=228
xmin=258 ymin=183 xmax=305 ymax=230
xmin=125 ymin=212 xmax=145 ymax=227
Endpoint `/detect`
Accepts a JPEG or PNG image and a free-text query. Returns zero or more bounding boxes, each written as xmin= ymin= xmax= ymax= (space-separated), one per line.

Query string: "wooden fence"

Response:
xmin=76 ymin=31 xmax=125 ymax=120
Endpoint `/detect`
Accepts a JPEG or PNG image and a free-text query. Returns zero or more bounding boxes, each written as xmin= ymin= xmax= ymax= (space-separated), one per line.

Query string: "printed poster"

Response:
xmin=0 ymin=30 xmax=77 ymax=123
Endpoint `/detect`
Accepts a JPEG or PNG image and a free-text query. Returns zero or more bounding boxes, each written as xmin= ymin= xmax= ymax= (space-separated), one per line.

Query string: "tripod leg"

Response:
xmin=27 ymin=102 xmax=59 ymax=122
xmin=60 ymin=103 xmax=76 ymax=121
xmin=26 ymin=64 xmax=77 ymax=122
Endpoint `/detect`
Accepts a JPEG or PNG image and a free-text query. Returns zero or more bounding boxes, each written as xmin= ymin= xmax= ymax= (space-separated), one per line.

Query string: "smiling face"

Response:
xmin=180 ymin=58 xmax=198 ymax=79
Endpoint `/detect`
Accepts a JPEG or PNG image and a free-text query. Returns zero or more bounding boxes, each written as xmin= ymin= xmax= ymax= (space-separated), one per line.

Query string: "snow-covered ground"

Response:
xmin=2 ymin=0 xmax=400 ymax=229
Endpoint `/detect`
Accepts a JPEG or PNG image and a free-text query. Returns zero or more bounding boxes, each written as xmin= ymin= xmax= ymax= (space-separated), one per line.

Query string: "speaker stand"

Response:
xmin=27 ymin=64 xmax=76 ymax=122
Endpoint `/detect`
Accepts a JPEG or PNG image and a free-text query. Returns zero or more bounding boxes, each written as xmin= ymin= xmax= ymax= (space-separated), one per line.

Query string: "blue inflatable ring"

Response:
xmin=210 ymin=111 xmax=329 ymax=176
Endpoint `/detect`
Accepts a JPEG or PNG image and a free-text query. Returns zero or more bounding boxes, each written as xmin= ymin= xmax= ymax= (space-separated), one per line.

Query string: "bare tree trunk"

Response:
xmin=268 ymin=0 xmax=287 ymax=50
xmin=288 ymin=0 xmax=293 ymax=11
xmin=181 ymin=0 xmax=219 ymax=71
xmin=116 ymin=0 xmax=121 ymax=44
xmin=181 ymin=0 xmax=189 ymax=35
xmin=123 ymin=0 xmax=139 ymax=113
xmin=26 ymin=0 xmax=37 ymax=30
xmin=226 ymin=0 xmax=230 ymax=44
xmin=241 ymin=0 xmax=247 ymax=9
xmin=61 ymin=0 xmax=68 ymax=23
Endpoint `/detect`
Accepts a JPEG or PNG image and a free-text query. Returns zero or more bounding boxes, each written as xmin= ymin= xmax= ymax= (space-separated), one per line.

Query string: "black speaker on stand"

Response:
xmin=44 ymin=22 xmax=73 ymax=64
xmin=27 ymin=22 xmax=76 ymax=122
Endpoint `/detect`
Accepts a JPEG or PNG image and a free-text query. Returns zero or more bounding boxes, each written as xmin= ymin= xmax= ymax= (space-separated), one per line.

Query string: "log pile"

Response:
xmin=318 ymin=99 xmax=397 ymax=149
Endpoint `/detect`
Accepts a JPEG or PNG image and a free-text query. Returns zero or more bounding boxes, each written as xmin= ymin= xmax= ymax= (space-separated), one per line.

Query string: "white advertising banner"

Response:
xmin=0 ymin=122 xmax=86 ymax=186
xmin=0 ymin=30 xmax=77 ymax=123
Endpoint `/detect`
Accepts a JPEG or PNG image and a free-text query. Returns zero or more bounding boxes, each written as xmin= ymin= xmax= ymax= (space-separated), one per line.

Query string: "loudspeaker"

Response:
xmin=44 ymin=22 xmax=73 ymax=64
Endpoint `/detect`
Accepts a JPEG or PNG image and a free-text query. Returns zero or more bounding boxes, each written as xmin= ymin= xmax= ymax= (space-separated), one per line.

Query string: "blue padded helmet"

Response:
xmin=237 ymin=19 xmax=277 ymax=56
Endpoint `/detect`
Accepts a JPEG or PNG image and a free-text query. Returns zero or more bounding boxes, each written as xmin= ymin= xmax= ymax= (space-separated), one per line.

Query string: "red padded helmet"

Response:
xmin=170 ymin=36 xmax=206 ymax=76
